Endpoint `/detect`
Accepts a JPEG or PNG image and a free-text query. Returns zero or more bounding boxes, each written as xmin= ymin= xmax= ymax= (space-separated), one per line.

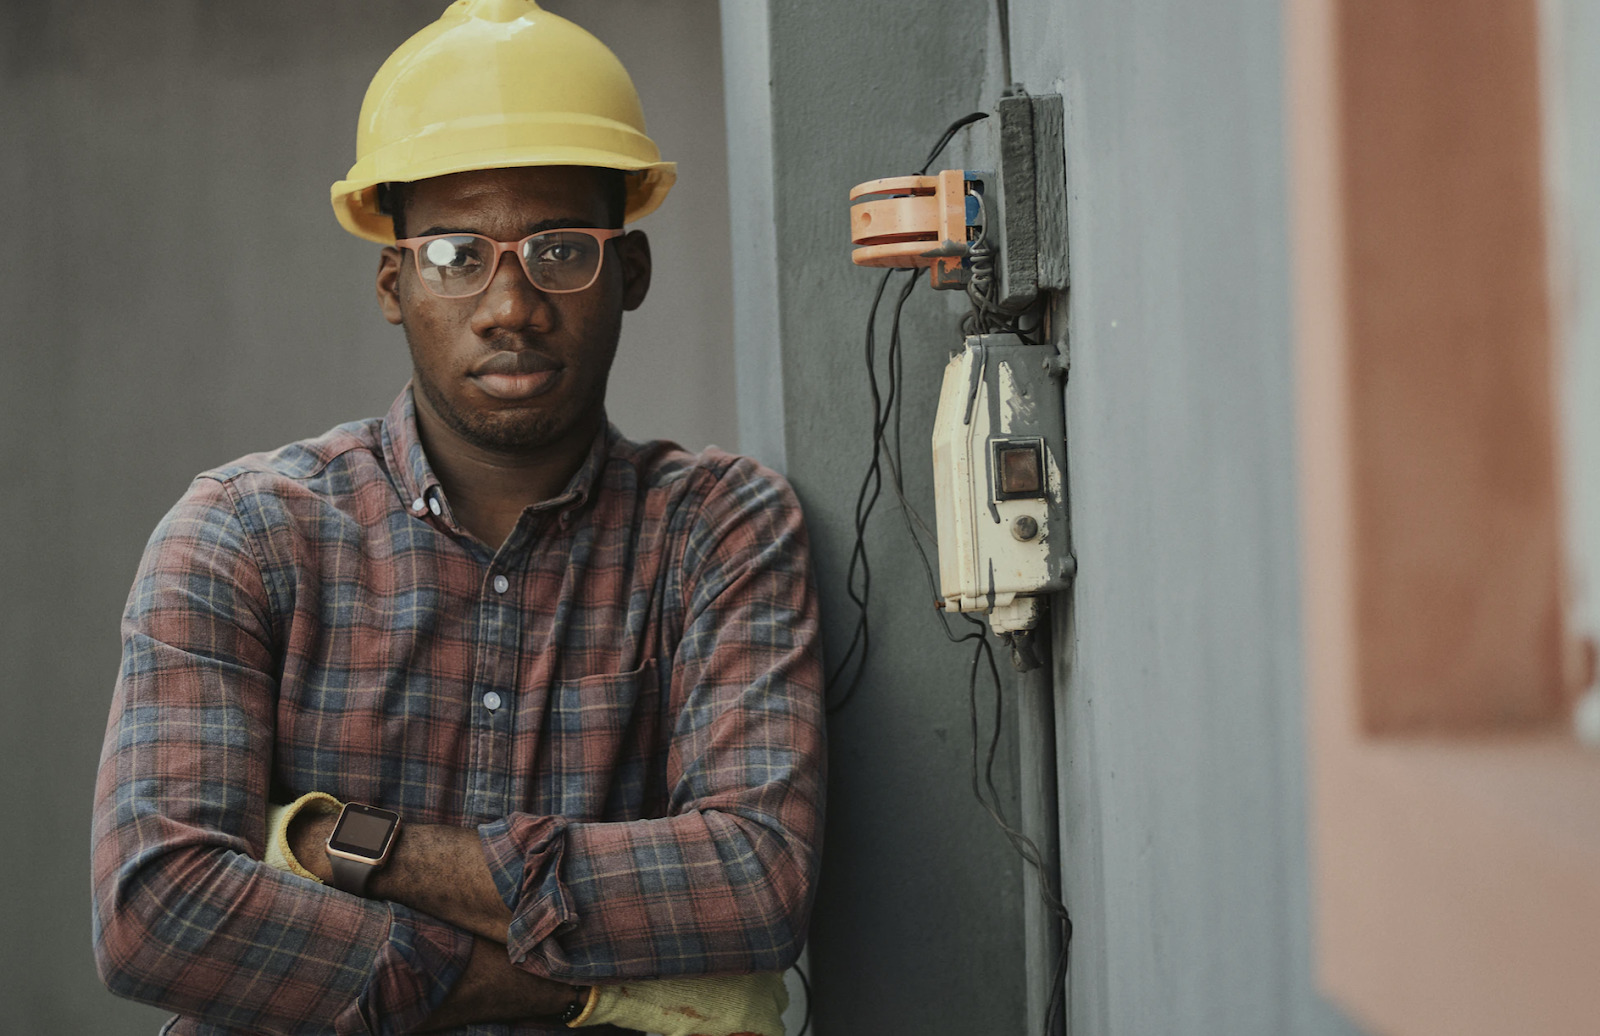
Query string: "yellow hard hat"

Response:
xmin=331 ymin=0 xmax=676 ymax=243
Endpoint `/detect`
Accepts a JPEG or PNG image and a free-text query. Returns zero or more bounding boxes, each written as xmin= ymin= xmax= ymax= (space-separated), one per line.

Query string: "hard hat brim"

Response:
xmin=331 ymin=156 xmax=676 ymax=244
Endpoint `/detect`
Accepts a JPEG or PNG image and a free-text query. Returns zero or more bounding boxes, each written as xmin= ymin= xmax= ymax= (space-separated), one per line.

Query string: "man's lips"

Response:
xmin=469 ymin=351 xmax=563 ymax=401
xmin=473 ymin=350 xmax=560 ymax=377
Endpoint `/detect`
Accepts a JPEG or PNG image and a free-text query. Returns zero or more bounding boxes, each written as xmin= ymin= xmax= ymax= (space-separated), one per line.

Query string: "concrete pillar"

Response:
xmin=722 ymin=2 xmax=1033 ymax=1033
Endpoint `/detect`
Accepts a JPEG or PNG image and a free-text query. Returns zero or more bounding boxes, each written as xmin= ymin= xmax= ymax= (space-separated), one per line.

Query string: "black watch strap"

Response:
xmin=559 ymin=987 xmax=590 ymax=1025
xmin=328 ymin=854 xmax=375 ymax=896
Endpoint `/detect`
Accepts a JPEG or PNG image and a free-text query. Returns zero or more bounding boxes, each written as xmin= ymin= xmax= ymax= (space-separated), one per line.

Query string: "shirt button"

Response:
xmin=492 ymin=574 xmax=510 ymax=594
xmin=482 ymin=691 xmax=503 ymax=712
xmin=428 ymin=497 xmax=442 ymax=516
xmin=411 ymin=497 xmax=426 ymax=513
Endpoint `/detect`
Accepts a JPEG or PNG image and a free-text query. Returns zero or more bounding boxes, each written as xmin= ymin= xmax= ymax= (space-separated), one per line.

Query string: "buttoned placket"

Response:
xmin=393 ymin=415 xmax=604 ymax=827
xmin=460 ymin=513 xmax=542 ymax=827
xmin=461 ymin=495 xmax=590 ymax=830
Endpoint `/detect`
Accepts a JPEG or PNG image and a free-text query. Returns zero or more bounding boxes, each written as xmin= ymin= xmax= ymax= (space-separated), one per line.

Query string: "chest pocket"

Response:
xmin=545 ymin=659 xmax=663 ymax=821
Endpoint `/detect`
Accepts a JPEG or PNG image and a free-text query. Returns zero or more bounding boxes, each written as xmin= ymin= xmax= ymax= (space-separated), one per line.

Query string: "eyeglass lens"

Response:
xmin=414 ymin=231 xmax=605 ymax=297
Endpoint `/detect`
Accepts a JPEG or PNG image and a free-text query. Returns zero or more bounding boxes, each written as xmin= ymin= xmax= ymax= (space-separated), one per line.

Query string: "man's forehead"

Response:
xmin=406 ymin=166 xmax=612 ymax=223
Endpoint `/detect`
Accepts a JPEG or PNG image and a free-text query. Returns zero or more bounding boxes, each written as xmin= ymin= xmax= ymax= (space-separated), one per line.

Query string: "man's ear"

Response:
xmin=377 ymin=247 xmax=405 ymax=325
xmin=618 ymin=230 xmax=652 ymax=312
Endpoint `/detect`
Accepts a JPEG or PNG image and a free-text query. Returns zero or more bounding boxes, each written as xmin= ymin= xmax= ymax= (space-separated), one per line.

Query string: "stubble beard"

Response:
xmin=411 ymin=363 xmax=560 ymax=453
xmin=404 ymin=324 xmax=619 ymax=456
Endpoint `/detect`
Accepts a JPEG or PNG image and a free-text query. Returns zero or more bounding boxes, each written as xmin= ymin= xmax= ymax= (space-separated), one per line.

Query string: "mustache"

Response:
xmin=472 ymin=348 xmax=562 ymax=376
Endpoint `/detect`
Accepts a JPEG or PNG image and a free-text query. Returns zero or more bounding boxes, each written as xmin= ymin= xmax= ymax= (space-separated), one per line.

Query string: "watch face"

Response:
xmin=328 ymin=804 xmax=400 ymax=859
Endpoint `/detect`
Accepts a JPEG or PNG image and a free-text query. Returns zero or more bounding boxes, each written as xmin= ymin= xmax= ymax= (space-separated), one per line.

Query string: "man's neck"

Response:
xmin=412 ymin=393 xmax=597 ymax=550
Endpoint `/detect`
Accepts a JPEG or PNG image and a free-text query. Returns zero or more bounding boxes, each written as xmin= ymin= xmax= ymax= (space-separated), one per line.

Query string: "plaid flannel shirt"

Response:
xmin=91 ymin=387 xmax=825 ymax=1035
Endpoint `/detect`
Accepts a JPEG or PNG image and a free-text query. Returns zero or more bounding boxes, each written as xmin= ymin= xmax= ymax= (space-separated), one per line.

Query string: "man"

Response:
xmin=90 ymin=2 xmax=824 ymax=1033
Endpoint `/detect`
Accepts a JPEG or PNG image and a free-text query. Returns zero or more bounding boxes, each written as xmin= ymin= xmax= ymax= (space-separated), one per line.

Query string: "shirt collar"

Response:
xmin=380 ymin=383 xmax=614 ymax=526
xmin=381 ymin=384 xmax=442 ymax=515
xmin=545 ymin=417 xmax=615 ymax=518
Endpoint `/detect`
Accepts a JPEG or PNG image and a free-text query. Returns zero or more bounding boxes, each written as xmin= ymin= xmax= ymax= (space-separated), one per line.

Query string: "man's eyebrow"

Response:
xmin=525 ymin=217 xmax=598 ymax=234
xmin=414 ymin=217 xmax=598 ymax=238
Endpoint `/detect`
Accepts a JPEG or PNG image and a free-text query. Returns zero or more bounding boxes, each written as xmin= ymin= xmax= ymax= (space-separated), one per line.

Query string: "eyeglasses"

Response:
xmin=394 ymin=228 xmax=625 ymax=299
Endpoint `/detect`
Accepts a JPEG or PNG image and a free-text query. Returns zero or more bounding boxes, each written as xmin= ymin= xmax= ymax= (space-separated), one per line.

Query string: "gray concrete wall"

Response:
xmin=1551 ymin=0 xmax=1600 ymax=676
xmin=0 ymin=2 xmax=732 ymax=1032
xmin=720 ymin=1 xmax=786 ymax=474
xmin=1005 ymin=2 xmax=1367 ymax=1033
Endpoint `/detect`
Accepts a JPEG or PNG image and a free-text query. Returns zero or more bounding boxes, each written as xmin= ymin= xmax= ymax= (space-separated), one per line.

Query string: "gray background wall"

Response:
xmin=1011 ymin=3 xmax=1362 ymax=1031
xmin=0 ymin=2 xmax=732 ymax=1032
xmin=1553 ymin=0 xmax=1600 ymax=680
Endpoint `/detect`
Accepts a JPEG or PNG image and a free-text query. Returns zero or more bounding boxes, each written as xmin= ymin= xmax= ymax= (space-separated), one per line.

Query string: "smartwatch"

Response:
xmin=325 ymin=803 xmax=402 ymax=896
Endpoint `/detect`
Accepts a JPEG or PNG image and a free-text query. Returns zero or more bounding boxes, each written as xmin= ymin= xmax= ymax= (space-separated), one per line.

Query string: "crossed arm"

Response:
xmin=284 ymin=812 xmax=576 ymax=1029
xmin=272 ymin=804 xmax=798 ymax=1035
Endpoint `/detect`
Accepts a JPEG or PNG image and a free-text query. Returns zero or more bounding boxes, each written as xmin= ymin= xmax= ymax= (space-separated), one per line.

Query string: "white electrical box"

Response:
xmin=931 ymin=334 xmax=1072 ymax=634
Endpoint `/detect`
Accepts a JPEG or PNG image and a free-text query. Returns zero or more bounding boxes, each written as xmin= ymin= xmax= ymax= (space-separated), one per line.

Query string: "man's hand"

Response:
xmin=417 ymin=936 xmax=579 ymax=1032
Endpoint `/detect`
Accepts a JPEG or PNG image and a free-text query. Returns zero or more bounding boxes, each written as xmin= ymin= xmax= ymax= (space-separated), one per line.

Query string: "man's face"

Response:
xmin=376 ymin=166 xmax=651 ymax=456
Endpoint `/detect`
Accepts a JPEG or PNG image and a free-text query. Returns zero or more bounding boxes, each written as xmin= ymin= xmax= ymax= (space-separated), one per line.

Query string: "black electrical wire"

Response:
xmin=917 ymin=111 xmax=989 ymax=176
xmin=826 ymin=111 xmax=991 ymax=715
xmin=959 ymin=612 xmax=1074 ymax=1036
xmin=962 ymin=191 xmax=1047 ymax=342
xmin=995 ymin=0 xmax=1015 ymax=93
xmin=824 ymin=267 xmax=919 ymax=714
xmin=791 ymin=961 xmax=812 ymax=1036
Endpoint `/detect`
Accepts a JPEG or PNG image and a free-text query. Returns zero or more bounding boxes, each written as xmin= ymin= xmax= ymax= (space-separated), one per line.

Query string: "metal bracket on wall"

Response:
xmin=995 ymin=93 xmax=1069 ymax=309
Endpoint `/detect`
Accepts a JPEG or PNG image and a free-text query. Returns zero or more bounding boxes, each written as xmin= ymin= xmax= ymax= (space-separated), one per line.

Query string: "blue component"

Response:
xmin=961 ymin=171 xmax=992 ymax=228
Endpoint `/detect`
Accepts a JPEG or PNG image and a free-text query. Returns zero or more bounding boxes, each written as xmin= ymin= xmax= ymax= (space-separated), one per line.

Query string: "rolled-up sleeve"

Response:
xmin=478 ymin=459 xmax=826 ymax=980
xmin=91 ymin=476 xmax=474 ymax=1034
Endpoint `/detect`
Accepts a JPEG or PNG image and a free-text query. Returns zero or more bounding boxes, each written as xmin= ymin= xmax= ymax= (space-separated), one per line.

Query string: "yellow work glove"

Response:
xmin=571 ymin=971 xmax=788 ymax=1036
xmin=263 ymin=791 xmax=344 ymax=883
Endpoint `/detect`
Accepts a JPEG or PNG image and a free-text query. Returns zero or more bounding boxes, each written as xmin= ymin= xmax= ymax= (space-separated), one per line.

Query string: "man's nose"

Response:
xmin=469 ymin=251 xmax=555 ymax=336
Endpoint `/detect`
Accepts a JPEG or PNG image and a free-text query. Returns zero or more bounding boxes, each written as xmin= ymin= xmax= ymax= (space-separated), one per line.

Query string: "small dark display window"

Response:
xmin=329 ymin=804 xmax=400 ymax=856
xmin=992 ymin=438 xmax=1046 ymax=500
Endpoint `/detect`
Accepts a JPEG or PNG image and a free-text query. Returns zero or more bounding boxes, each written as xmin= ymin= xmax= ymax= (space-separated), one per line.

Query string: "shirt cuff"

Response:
xmin=357 ymin=903 xmax=475 ymax=1036
xmin=478 ymin=814 xmax=579 ymax=967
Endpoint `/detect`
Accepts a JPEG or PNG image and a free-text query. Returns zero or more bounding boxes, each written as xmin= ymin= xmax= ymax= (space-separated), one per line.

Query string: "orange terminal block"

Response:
xmin=850 ymin=169 xmax=975 ymax=289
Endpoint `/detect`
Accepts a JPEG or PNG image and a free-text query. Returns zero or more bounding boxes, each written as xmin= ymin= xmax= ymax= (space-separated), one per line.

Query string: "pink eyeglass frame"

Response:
xmin=393 ymin=228 xmax=626 ymax=298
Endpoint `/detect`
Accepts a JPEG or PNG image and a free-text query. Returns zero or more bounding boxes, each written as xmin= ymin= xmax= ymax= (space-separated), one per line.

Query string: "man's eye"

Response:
xmin=533 ymin=242 xmax=580 ymax=264
xmin=424 ymin=238 xmax=483 ymax=268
